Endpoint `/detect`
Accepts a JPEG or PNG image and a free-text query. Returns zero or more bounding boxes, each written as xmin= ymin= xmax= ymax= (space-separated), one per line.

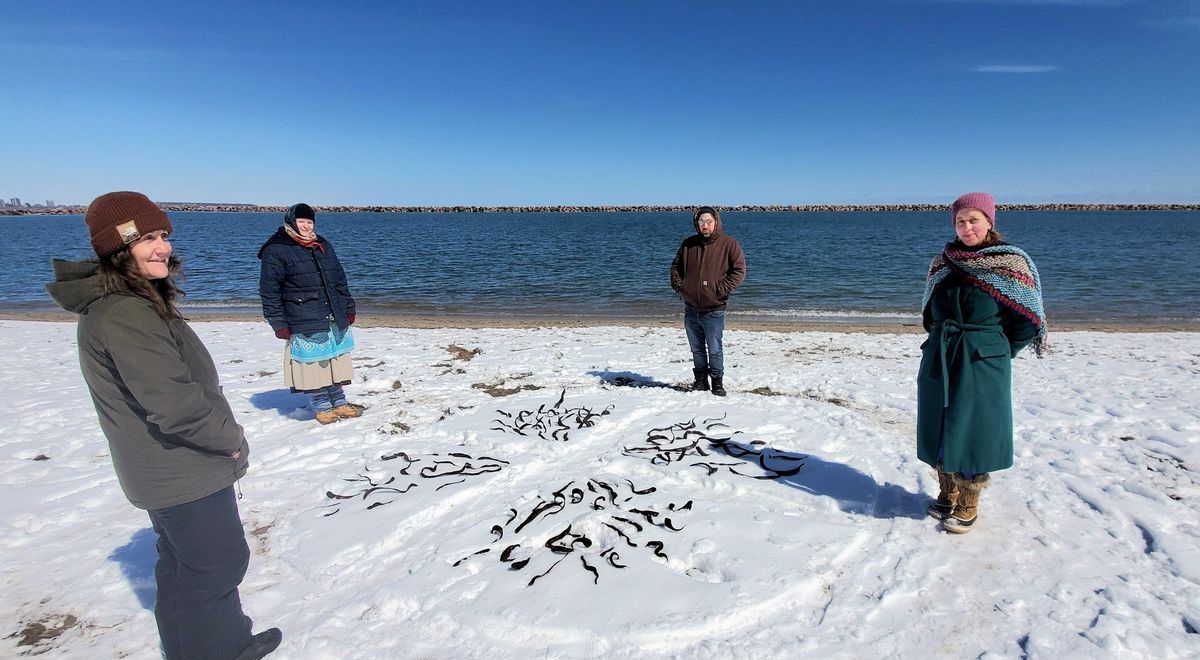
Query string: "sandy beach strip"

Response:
xmin=2 ymin=308 xmax=1194 ymax=333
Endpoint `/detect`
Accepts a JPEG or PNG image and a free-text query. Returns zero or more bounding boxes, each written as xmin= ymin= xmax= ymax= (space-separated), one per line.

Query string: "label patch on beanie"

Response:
xmin=116 ymin=220 xmax=141 ymax=244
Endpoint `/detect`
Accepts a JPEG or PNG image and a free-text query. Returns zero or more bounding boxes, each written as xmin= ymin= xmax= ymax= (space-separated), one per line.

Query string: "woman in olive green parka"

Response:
xmin=916 ymin=192 xmax=1047 ymax=534
xmin=47 ymin=192 xmax=282 ymax=659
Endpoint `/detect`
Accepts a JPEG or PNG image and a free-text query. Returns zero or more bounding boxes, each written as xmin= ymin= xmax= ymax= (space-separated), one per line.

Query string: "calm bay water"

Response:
xmin=9 ymin=210 xmax=1199 ymax=324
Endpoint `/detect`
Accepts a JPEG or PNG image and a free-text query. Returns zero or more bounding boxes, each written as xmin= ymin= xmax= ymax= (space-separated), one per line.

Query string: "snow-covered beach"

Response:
xmin=3 ymin=320 xmax=1198 ymax=658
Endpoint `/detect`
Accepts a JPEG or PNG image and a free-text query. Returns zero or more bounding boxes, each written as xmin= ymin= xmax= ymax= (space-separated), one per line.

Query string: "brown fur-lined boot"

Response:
xmin=927 ymin=467 xmax=958 ymax=520
xmin=944 ymin=473 xmax=989 ymax=534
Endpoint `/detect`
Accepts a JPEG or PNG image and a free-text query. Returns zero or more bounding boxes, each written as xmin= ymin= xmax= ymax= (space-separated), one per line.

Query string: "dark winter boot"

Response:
xmin=927 ymin=467 xmax=958 ymax=520
xmin=691 ymin=368 xmax=710 ymax=392
xmin=234 ymin=628 xmax=282 ymax=660
xmin=944 ymin=473 xmax=989 ymax=534
xmin=710 ymin=375 xmax=727 ymax=397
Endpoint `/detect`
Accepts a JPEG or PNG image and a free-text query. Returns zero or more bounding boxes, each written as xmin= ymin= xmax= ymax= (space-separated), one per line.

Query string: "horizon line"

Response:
xmin=5 ymin=201 xmax=1199 ymax=215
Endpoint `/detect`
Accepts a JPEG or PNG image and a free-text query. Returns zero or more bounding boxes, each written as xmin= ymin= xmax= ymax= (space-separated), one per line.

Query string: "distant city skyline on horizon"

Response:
xmin=4 ymin=0 xmax=1199 ymax=206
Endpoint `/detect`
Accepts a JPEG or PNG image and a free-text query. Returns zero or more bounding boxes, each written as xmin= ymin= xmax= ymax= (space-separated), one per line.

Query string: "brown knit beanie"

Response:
xmin=85 ymin=191 xmax=173 ymax=257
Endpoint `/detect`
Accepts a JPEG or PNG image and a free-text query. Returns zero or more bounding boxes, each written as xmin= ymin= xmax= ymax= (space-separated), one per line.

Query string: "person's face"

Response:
xmin=129 ymin=229 xmax=172 ymax=280
xmin=954 ymin=208 xmax=991 ymax=247
xmin=697 ymin=212 xmax=717 ymax=237
xmin=295 ymin=218 xmax=315 ymax=237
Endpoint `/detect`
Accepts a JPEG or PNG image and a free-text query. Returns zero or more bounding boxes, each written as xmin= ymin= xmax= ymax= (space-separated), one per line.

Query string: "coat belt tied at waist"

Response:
xmin=934 ymin=319 xmax=996 ymax=408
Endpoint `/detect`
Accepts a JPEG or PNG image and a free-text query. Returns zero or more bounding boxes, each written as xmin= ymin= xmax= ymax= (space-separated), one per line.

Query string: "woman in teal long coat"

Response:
xmin=916 ymin=192 xmax=1047 ymax=534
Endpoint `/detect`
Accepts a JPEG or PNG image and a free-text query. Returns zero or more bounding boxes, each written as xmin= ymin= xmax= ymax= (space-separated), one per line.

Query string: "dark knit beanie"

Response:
xmin=951 ymin=192 xmax=996 ymax=228
xmin=85 ymin=191 xmax=173 ymax=257
xmin=284 ymin=203 xmax=316 ymax=231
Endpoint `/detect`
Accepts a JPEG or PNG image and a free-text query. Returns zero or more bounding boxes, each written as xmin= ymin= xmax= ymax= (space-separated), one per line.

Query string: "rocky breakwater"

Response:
xmin=4 ymin=202 xmax=1198 ymax=216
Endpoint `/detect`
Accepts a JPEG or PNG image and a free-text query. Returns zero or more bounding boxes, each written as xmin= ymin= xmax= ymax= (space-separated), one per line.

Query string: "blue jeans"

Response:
xmin=307 ymin=384 xmax=348 ymax=411
xmin=147 ymin=486 xmax=253 ymax=660
xmin=684 ymin=306 xmax=726 ymax=377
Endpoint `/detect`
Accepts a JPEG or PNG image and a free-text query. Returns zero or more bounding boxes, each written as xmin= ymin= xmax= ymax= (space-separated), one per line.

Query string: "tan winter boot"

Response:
xmin=927 ymin=467 xmax=958 ymax=520
xmin=332 ymin=403 xmax=365 ymax=419
xmin=944 ymin=473 xmax=989 ymax=534
xmin=315 ymin=409 xmax=340 ymax=425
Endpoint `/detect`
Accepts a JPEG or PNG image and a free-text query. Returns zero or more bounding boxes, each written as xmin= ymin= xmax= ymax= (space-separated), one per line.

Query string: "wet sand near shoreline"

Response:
xmin=3 ymin=309 xmax=1194 ymax=333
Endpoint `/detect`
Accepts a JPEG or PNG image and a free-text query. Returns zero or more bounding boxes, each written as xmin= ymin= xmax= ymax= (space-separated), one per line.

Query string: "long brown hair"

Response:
xmin=97 ymin=248 xmax=185 ymax=320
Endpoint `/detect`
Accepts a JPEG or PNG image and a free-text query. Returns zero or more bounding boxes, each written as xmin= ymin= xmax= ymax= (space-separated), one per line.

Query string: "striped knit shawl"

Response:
xmin=922 ymin=243 xmax=1048 ymax=357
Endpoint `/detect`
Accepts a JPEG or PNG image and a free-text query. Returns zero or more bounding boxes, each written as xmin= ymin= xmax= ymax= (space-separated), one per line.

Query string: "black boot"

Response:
xmin=691 ymin=367 xmax=710 ymax=391
xmin=234 ymin=628 xmax=282 ymax=660
xmin=710 ymin=375 xmax=726 ymax=397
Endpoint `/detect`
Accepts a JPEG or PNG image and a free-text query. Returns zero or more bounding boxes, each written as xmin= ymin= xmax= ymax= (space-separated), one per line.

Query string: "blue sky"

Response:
xmin=3 ymin=0 xmax=1198 ymax=205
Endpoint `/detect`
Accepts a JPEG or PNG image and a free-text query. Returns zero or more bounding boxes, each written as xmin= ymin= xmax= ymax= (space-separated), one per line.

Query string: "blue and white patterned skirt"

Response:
xmin=290 ymin=323 xmax=355 ymax=363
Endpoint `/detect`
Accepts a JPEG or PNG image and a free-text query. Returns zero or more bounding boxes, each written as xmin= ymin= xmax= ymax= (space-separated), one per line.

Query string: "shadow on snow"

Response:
xmin=109 ymin=527 xmax=157 ymax=610
xmin=587 ymin=370 xmax=924 ymax=519
xmin=587 ymin=369 xmax=689 ymax=392
xmin=249 ymin=388 xmax=312 ymax=418
xmin=714 ymin=439 xmax=926 ymax=520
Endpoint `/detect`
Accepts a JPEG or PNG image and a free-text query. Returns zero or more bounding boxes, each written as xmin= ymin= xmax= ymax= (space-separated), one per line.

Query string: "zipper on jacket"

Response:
xmin=308 ymin=249 xmax=338 ymax=322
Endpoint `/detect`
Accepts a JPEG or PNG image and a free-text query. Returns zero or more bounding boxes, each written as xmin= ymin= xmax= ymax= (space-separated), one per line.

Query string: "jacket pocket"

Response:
xmin=283 ymin=293 xmax=321 ymax=316
xmin=285 ymin=292 xmax=320 ymax=304
xmin=678 ymin=280 xmax=708 ymax=308
xmin=695 ymin=280 xmax=721 ymax=309
xmin=973 ymin=341 xmax=1010 ymax=360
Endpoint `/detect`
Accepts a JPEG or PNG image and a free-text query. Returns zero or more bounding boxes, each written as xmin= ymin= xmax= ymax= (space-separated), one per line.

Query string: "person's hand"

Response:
xmin=347 ymin=313 xmax=356 ymax=325
xmin=231 ymin=450 xmax=241 ymax=459
xmin=275 ymin=327 xmax=291 ymax=340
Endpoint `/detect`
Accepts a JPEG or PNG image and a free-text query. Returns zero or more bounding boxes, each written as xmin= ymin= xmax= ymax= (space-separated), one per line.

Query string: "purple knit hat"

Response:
xmin=951 ymin=192 xmax=996 ymax=227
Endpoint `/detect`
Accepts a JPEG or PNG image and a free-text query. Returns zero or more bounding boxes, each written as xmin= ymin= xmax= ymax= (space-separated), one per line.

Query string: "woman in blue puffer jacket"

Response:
xmin=258 ymin=203 xmax=362 ymax=424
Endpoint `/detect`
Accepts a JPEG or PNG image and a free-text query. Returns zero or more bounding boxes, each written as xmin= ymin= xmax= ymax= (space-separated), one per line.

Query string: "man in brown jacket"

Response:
xmin=669 ymin=206 xmax=747 ymax=396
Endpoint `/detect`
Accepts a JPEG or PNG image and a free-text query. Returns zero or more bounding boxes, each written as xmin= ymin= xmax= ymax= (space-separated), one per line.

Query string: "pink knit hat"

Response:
xmin=951 ymin=192 xmax=996 ymax=227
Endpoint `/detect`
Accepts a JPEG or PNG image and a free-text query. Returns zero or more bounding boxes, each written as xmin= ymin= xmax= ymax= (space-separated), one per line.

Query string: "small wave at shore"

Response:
xmin=6 ymin=300 xmax=1194 ymax=328
xmin=179 ymin=300 xmax=259 ymax=309
xmin=731 ymin=308 xmax=916 ymax=320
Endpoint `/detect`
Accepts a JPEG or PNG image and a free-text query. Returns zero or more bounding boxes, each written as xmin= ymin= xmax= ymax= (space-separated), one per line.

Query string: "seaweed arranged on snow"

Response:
xmin=321 ymin=451 xmax=510 ymax=516
xmin=490 ymin=389 xmax=614 ymax=441
xmin=623 ymin=414 xmax=806 ymax=480
xmin=454 ymin=477 xmax=691 ymax=586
